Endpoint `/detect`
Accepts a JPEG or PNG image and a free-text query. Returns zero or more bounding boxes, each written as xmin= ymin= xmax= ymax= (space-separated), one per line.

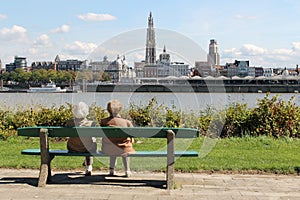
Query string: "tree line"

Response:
xmin=0 ymin=68 xmax=111 ymax=87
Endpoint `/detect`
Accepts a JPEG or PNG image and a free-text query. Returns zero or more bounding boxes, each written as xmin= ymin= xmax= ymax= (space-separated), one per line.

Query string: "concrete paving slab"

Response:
xmin=1 ymin=169 xmax=300 ymax=199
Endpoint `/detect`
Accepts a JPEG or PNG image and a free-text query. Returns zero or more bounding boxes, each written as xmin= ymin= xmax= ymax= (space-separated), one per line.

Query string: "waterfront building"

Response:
xmin=144 ymin=63 xmax=158 ymax=77
xmin=226 ymin=60 xmax=250 ymax=77
xmin=5 ymin=56 xmax=27 ymax=72
xmin=56 ymin=59 xmax=86 ymax=71
xmin=89 ymin=56 xmax=112 ymax=72
xmin=134 ymin=61 xmax=145 ymax=78
xmin=168 ymin=62 xmax=190 ymax=76
xmin=31 ymin=61 xmax=55 ymax=70
xmin=236 ymin=60 xmax=249 ymax=77
xmin=248 ymin=67 xmax=263 ymax=77
xmin=195 ymin=61 xmax=212 ymax=77
xmin=226 ymin=62 xmax=238 ymax=78
xmin=31 ymin=55 xmax=86 ymax=71
xmin=105 ymin=55 xmax=135 ymax=83
xmin=255 ymin=67 xmax=264 ymax=77
xmin=263 ymin=68 xmax=274 ymax=77
xmin=156 ymin=46 xmax=190 ymax=77
xmin=248 ymin=67 xmax=255 ymax=77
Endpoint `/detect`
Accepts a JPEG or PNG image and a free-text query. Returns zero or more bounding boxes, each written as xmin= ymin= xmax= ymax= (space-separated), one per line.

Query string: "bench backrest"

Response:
xmin=17 ymin=126 xmax=199 ymax=138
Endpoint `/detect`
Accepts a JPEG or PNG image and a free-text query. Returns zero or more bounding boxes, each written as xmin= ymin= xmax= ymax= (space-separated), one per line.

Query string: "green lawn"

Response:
xmin=1 ymin=136 xmax=300 ymax=174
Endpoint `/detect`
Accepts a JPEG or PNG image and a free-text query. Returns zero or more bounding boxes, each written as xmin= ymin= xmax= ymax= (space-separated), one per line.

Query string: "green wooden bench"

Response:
xmin=17 ymin=126 xmax=200 ymax=189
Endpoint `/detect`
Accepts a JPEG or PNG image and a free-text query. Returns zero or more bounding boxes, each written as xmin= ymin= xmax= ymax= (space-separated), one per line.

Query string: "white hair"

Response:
xmin=74 ymin=102 xmax=89 ymax=119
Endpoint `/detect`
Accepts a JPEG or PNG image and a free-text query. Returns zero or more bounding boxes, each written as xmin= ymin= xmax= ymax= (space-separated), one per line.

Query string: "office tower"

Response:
xmin=207 ymin=39 xmax=220 ymax=66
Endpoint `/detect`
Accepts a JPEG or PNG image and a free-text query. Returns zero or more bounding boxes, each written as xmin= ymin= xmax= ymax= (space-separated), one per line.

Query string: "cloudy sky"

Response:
xmin=1 ymin=0 xmax=300 ymax=68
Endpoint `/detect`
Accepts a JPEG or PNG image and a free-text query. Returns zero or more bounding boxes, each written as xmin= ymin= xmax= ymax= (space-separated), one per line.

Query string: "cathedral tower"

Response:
xmin=145 ymin=12 xmax=156 ymax=64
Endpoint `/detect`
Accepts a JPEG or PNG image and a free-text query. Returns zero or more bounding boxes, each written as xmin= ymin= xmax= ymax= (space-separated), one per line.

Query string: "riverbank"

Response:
xmin=84 ymin=84 xmax=300 ymax=93
xmin=2 ymin=83 xmax=300 ymax=93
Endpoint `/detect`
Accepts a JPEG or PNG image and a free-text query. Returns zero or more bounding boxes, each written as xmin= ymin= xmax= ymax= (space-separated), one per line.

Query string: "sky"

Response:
xmin=1 ymin=0 xmax=300 ymax=68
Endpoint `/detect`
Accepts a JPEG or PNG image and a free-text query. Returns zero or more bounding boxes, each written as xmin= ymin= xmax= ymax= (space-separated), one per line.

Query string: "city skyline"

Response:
xmin=1 ymin=0 xmax=300 ymax=68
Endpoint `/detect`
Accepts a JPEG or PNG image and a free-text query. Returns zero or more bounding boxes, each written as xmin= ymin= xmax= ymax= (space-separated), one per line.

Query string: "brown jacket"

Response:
xmin=66 ymin=118 xmax=97 ymax=153
xmin=100 ymin=116 xmax=135 ymax=156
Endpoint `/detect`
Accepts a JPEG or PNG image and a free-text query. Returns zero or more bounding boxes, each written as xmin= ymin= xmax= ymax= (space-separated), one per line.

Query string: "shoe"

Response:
xmin=85 ymin=170 xmax=92 ymax=176
xmin=109 ymin=169 xmax=114 ymax=176
xmin=125 ymin=171 xmax=132 ymax=178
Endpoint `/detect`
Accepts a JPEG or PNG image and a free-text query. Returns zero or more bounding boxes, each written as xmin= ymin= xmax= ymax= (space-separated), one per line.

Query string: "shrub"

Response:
xmin=1 ymin=94 xmax=300 ymax=139
xmin=88 ymin=103 xmax=108 ymax=125
xmin=221 ymin=103 xmax=251 ymax=137
xmin=35 ymin=104 xmax=73 ymax=126
xmin=249 ymin=93 xmax=300 ymax=138
xmin=129 ymin=97 xmax=164 ymax=126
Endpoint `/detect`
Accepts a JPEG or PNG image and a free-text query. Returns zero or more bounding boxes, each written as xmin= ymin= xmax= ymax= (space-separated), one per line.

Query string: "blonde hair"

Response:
xmin=107 ymin=99 xmax=122 ymax=117
xmin=74 ymin=102 xmax=89 ymax=119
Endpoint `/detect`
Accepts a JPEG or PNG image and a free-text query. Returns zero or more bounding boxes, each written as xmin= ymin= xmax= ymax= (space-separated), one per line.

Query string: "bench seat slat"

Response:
xmin=21 ymin=149 xmax=199 ymax=157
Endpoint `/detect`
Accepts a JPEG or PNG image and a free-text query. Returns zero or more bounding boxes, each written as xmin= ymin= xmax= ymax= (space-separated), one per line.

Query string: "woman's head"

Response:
xmin=107 ymin=99 xmax=122 ymax=117
xmin=74 ymin=102 xmax=89 ymax=119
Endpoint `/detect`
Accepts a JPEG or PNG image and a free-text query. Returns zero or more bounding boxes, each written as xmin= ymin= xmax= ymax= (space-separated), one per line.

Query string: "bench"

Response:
xmin=17 ymin=126 xmax=199 ymax=189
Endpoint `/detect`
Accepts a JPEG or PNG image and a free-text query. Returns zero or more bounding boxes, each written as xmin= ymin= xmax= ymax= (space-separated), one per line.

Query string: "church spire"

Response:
xmin=145 ymin=12 xmax=156 ymax=64
xmin=148 ymin=12 xmax=153 ymax=27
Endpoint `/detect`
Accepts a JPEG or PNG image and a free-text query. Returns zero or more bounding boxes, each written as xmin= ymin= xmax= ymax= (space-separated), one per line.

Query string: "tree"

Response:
xmin=102 ymin=72 xmax=112 ymax=82
xmin=47 ymin=69 xmax=57 ymax=82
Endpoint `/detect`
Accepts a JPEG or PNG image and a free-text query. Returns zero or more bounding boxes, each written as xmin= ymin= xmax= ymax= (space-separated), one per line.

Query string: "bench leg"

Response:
xmin=167 ymin=130 xmax=175 ymax=190
xmin=38 ymin=128 xmax=50 ymax=187
xmin=47 ymin=155 xmax=54 ymax=182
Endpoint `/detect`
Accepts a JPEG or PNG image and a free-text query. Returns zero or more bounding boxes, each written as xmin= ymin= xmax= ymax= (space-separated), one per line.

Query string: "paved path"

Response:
xmin=1 ymin=169 xmax=300 ymax=199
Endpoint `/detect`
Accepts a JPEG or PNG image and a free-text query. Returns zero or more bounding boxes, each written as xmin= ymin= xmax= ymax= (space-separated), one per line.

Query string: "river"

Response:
xmin=1 ymin=92 xmax=300 ymax=112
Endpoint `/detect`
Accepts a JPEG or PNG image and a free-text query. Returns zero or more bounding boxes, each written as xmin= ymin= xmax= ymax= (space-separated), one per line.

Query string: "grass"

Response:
xmin=1 ymin=136 xmax=300 ymax=174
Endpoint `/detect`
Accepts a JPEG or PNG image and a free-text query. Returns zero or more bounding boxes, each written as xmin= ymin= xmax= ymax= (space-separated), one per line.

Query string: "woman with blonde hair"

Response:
xmin=101 ymin=99 xmax=135 ymax=177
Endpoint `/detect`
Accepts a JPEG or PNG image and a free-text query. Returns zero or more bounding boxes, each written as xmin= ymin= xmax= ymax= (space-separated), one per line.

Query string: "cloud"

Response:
xmin=33 ymin=34 xmax=51 ymax=46
xmin=291 ymin=42 xmax=300 ymax=51
xmin=50 ymin=24 xmax=70 ymax=33
xmin=235 ymin=14 xmax=257 ymax=20
xmin=0 ymin=25 xmax=27 ymax=42
xmin=222 ymin=44 xmax=267 ymax=66
xmin=272 ymin=48 xmax=293 ymax=55
xmin=64 ymin=41 xmax=98 ymax=55
xmin=222 ymin=48 xmax=242 ymax=57
xmin=77 ymin=13 xmax=116 ymax=22
xmin=0 ymin=14 xmax=7 ymax=20
xmin=240 ymin=44 xmax=267 ymax=56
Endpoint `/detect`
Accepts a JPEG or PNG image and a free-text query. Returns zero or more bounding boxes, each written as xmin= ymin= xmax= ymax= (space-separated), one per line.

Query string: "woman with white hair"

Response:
xmin=66 ymin=102 xmax=97 ymax=176
xmin=101 ymin=99 xmax=135 ymax=177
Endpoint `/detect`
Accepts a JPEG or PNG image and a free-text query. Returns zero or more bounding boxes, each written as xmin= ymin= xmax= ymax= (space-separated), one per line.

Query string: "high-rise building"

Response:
xmin=145 ymin=12 xmax=156 ymax=65
xmin=207 ymin=39 xmax=220 ymax=66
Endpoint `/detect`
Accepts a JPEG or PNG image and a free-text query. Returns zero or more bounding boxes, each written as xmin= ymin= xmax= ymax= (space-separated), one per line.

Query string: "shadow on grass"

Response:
xmin=0 ymin=171 xmax=166 ymax=189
